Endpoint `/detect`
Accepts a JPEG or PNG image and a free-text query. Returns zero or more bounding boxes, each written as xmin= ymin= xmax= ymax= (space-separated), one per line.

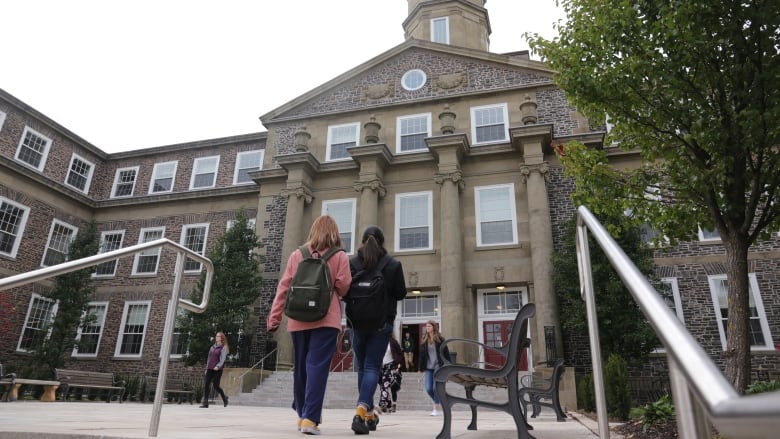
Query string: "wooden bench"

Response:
xmin=519 ymin=358 xmax=567 ymax=421
xmin=433 ymin=303 xmax=536 ymax=439
xmin=0 ymin=364 xmax=60 ymax=402
xmin=143 ymin=375 xmax=194 ymax=404
xmin=55 ymin=368 xmax=125 ymax=403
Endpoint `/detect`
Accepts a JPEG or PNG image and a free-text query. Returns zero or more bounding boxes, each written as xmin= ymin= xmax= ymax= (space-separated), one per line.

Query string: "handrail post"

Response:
xmin=669 ymin=356 xmax=711 ymax=439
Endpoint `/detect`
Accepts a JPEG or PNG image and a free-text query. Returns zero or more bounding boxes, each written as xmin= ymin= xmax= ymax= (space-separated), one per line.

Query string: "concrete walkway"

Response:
xmin=0 ymin=401 xmax=620 ymax=439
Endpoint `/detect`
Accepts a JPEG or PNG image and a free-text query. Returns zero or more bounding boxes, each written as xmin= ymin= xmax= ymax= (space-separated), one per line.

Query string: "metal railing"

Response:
xmin=236 ymin=346 xmax=279 ymax=390
xmin=576 ymin=205 xmax=780 ymax=439
xmin=0 ymin=238 xmax=213 ymax=437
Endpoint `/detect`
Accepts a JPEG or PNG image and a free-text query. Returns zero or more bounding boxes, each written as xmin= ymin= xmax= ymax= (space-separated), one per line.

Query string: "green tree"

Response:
xmin=528 ymin=0 xmax=780 ymax=392
xmin=180 ymin=211 xmax=263 ymax=366
xmin=553 ymin=216 xmax=658 ymax=366
xmin=33 ymin=220 xmax=100 ymax=376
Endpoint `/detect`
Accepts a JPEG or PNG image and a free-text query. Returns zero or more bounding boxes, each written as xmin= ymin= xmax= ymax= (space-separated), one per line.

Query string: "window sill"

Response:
xmin=394 ymin=249 xmax=437 ymax=256
xmin=475 ymin=243 xmax=524 ymax=251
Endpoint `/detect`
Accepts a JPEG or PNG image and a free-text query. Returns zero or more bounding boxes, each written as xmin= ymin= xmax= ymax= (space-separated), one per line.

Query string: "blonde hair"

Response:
xmin=422 ymin=320 xmax=444 ymax=344
xmin=307 ymin=215 xmax=343 ymax=253
xmin=215 ymin=331 xmax=230 ymax=354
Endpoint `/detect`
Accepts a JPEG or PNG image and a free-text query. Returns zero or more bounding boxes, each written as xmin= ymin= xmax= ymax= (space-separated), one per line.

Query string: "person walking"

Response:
xmin=402 ymin=331 xmax=415 ymax=372
xmin=200 ymin=331 xmax=229 ymax=408
xmin=378 ymin=332 xmax=403 ymax=413
xmin=267 ymin=215 xmax=351 ymax=435
xmin=347 ymin=225 xmax=407 ymax=435
xmin=418 ymin=320 xmax=451 ymax=416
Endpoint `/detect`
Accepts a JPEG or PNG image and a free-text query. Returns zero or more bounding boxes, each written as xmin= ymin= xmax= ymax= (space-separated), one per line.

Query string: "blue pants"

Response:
xmin=350 ymin=323 xmax=392 ymax=410
xmin=291 ymin=327 xmax=339 ymax=424
xmin=424 ymin=368 xmax=440 ymax=404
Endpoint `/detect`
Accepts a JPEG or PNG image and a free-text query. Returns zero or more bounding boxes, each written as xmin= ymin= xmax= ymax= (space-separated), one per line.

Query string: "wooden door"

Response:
xmin=483 ymin=320 xmax=528 ymax=371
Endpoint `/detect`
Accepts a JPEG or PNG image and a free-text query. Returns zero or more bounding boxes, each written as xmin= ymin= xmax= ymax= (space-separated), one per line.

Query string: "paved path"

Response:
xmin=0 ymin=401 xmax=619 ymax=439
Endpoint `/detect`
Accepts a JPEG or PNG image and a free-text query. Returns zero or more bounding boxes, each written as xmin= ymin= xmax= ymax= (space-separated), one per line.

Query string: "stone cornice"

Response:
xmin=346 ymin=143 xmax=393 ymax=168
xmin=274 ymin=152 xmax=320 ymax=175
xmin=426 ymin=133 xmax=471 ymax=162
xmin=509 ymin=123 xmax=554 ymax=155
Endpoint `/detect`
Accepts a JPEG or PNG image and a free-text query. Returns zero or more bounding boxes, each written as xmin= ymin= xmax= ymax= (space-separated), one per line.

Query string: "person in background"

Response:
xmin=348 ymin=225 xmax=407 ymax=435
xmin=402 ymin=331 xmax=416 ymax=372
xmin=378 ymin=332 xmax=403 ymax=413
xmin=200 ymin=331 xmax=229 ymax=408
xmin=418 ymin=320 xmax=451 ymax=416
xmin=267 ymin=215 xmax=351 ymax=435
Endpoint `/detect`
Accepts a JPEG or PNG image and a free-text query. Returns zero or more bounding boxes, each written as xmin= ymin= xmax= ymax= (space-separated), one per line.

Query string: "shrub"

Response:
xmin=604 ymin=353 xmax=631 ymax=420
xmin=630 ymin=394 xmax=675 ymax=432
xmin=746 ymin=380 xmax=780 ymax=395
xmin=577 ymin=373 xmax=596 ymax=412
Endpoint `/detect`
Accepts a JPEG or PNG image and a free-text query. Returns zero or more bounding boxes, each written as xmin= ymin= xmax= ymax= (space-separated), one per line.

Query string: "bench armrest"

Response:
xmin=439 ymin=337 xmax=509 ymax=365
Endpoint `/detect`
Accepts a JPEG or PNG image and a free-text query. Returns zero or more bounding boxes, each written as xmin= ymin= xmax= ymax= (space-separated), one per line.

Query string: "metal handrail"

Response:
xmin=0 ymin=238 xmax=213 ymax=437
xmin=576 ymin=205 xmax=780 ymax=439
xmin=236 ymin=346 xmax=279 ymax=390
xmin=330 ymin=349 xmax=354 ymax=373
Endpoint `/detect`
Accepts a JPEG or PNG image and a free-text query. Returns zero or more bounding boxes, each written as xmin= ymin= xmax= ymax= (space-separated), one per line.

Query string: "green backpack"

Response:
xmin=284 ymin=245 xmax=344 ymax=322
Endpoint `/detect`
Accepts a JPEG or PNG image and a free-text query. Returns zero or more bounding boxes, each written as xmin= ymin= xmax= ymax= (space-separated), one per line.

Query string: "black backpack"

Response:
xmin=284 ymin=245 xmax=344 ymax=322
xmin=345 ymin=254 xmax=391 ymax=331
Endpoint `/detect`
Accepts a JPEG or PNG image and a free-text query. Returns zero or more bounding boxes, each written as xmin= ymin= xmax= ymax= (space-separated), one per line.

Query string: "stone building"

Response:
xmin=1 ymin=0 xmax=777 ymax=406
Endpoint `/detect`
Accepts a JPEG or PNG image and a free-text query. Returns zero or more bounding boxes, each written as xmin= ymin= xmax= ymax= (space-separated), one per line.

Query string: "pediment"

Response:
xmin=261 ymin=40 xmax=555 ymax=124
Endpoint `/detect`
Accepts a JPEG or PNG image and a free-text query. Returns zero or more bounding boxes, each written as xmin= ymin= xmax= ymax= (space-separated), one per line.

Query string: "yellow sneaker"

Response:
xmin=300 ymin=418 xmax=320 ymax=435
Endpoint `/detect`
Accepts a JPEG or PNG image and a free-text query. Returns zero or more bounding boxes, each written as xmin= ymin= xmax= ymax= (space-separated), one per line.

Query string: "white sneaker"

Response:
xmin=430 ymin=410 xmax=440 ymax=416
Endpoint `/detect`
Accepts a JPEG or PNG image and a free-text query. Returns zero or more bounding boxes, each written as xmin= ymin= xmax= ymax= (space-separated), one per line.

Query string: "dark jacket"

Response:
xmin=418 ymin=339 xmax=451 ymax=371
xmin=389 ymin=337 xmax=403 ymax=367
xmin=349 ymin=248 xmax=407 ymax=325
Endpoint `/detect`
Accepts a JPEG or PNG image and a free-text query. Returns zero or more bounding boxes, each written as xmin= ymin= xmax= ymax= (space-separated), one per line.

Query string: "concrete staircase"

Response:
xmin=237 ymin=370 xmax=517 ymax=412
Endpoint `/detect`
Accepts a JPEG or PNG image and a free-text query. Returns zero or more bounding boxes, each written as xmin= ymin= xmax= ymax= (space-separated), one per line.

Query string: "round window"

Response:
xmin=401 ymin=69 xmax=427 ymax=91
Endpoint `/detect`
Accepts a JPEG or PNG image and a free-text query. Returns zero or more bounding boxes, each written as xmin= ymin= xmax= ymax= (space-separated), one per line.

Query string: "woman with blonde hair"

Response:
xmin=267 ymin=215 xmax=351 ymax=435
xmin=200 ymin=331 xmax=230 ymax=408
xmin=418 ymin=320 xmax=451 ymax=416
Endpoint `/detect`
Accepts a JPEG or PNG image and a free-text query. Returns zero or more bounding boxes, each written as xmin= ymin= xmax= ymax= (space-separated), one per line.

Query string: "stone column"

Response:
xmin=347 ymin=144 xmax=392 ymax=235
xmin=353 ymin=179 xmax=386 ymax=231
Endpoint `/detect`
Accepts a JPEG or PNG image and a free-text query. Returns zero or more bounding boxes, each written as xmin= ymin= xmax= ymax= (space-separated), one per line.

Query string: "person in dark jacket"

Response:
xmin=200 ymin=331 xmax=229 ymax=408
xmin=418 ymin=321 xmax=451 ymax=416
xmin=378 ymin=332 xmax=403 ymax=413
xmin=347 ymin=225 xmax=407 ymax=435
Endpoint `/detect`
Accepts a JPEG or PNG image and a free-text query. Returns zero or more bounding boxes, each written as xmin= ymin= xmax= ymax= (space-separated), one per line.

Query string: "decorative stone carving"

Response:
xmin=280 ymin=186 xmax=313 ymax=204
xmin=364 ymin=115 xmax=381 ymax=144
xmin=434 ymin=170 xmax=465 ymax=192
xmin=364 ymin=84 xmax=391 ymax=100
xmin=353 ymin=178 xmax=387 ymax=198
xmin=436 ymin=72 xmax=466 ymax=90
xmin=293 ymin=127 xmax=311 ymax=152
xmin=519 ymin=162 xmax=550 ymax=184
xmin=439 ymin=104 xmax=457 ymax=135
xmin=519 ymin=94 xmax=538 ymax=125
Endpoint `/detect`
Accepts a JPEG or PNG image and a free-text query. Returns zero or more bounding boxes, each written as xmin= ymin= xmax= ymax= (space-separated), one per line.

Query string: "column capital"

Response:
xmin=281 ymin=186 xmax=314 ymax=204
xmin=434 ymin=170 xmax=465 ymax=192
xmin=353 ymin=178 xmax=387 ymax=198
xmin=519 ymin=162 xmax=550 ymax=184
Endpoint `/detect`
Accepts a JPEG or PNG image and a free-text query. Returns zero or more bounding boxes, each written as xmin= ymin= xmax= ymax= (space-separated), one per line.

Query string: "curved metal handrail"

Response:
xmin=576 ymin=205 xmax=779 ymax=439
xmin=236 ymin=346 xmax=279 ymax=390
xmin=0 ymin=238 xmax=213 ymax=437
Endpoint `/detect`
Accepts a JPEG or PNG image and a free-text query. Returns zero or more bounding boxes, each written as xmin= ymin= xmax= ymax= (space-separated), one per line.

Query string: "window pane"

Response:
xmin=0 ymin=201 xmax=25 ymax=254
xmin=120 ymin=304 xmax=147 ymax=355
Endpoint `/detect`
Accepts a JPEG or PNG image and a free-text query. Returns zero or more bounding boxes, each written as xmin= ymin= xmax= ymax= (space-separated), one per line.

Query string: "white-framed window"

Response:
xmin=149 ymin=161 xmax=177 ymax=194
xmin=65 ymin=153 xmax=95 ymax=194
xmin=111 ymin=166 xmax=139 ymax=198
xmin=115 ymin=301 xmax=151 ymax=357
xmin=396 ymin=113 xmax=431 ymax=153
xmin=0 ymin=197 xmax=30 ymax=258
xmin=170 ymin=307 xmax=188 ymax=358
xmin=322 ymin=199 xmax=356 ymax=254
xmin=326 ymin=123 xmax=359 ymax=161
xmin=401 ymin=69 xmax=427 ymax=91
xmin=190 ymin=156 xmax=220 ymax=190
xmin=132 ymin=227 xmax=165 ymax=275
xmin=0 ymin=110 xmax=7 ymax=132
xmin=41 ymin=220 xmax=78 ymax=267
xmin=653 ymin=278 xmax=684 ymax=352
xmin=431 ymin=17 xmax=450 ymax=44
xmin=15 ymin=126 xmax=52 ymax=171
xmin=708 ymin=274 xmax=774 ymax=351
xmin=395 ymin=191 xmax=433 ymax=252
xmin=17 ymin=293 xmax=58 ymax=352
xmin=93 ymin=230 xmax=125 ymax=277
xmin=401 ymin=294 xmax=440 ymax=318
xmin=698 ymin=225 xmax=721 ymax=242
xmin=233 ymin=150 xmax=264 ymax=185
xmin=481 ymin=289 xmax=525 ymax=315
xmin=475 ymin=184 xmax=518 ymax=246
xmin=471 ymin=103 xmax=509 ymax=145
xmin=181 ymin=223 xmax=209 ymax=272
xmin=72 ymin=302 xmax=108 ymax=357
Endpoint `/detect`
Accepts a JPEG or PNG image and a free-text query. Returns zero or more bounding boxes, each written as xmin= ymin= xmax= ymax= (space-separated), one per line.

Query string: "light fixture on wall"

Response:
xmin=494 ymin=266 xmax=506 ymax=291
xmin=409 ymin=271 xmax=421 ymax=295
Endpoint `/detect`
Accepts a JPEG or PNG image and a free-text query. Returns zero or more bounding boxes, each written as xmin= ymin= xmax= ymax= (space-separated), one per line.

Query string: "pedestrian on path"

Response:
xmin=200 ymin=331 xmax=229 ymax=408
xmin=418 ymin=320 xmax=451 ymax=416
xmin=378 ymin=332 xmax=403 ymax=413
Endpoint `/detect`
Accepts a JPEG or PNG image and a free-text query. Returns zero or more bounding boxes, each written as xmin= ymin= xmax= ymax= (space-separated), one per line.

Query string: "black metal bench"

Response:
xmin=433 ymin=303 xmax=536 ymax=439
xmin=0 ymin=363 xmax=60 ymax=402
xmin=55 ymin=368 xmax=125 ymax=403
xmin=519 ymin=358 xmax=567 ymax=421
xmin=143 ymin=375 xmax=194 ymax=404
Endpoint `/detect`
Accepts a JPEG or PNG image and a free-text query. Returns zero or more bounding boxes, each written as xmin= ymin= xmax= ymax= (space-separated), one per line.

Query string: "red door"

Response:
xmin=330 ymin=327 xmax=353 ymax=371
xmin=483 ymin=320 xmax=528 ymax=371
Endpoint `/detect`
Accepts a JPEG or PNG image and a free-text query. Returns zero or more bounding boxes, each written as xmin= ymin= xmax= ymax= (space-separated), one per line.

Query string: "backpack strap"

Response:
xmin=321 ymin=246 xmax=344 ymax=261
xmin=299 ymin=245 xmax=312 ymax=258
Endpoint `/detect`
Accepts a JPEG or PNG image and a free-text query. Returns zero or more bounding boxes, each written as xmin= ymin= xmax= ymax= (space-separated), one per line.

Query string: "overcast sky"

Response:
xmin=1 ymin=0 xmax=564 ymax=153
